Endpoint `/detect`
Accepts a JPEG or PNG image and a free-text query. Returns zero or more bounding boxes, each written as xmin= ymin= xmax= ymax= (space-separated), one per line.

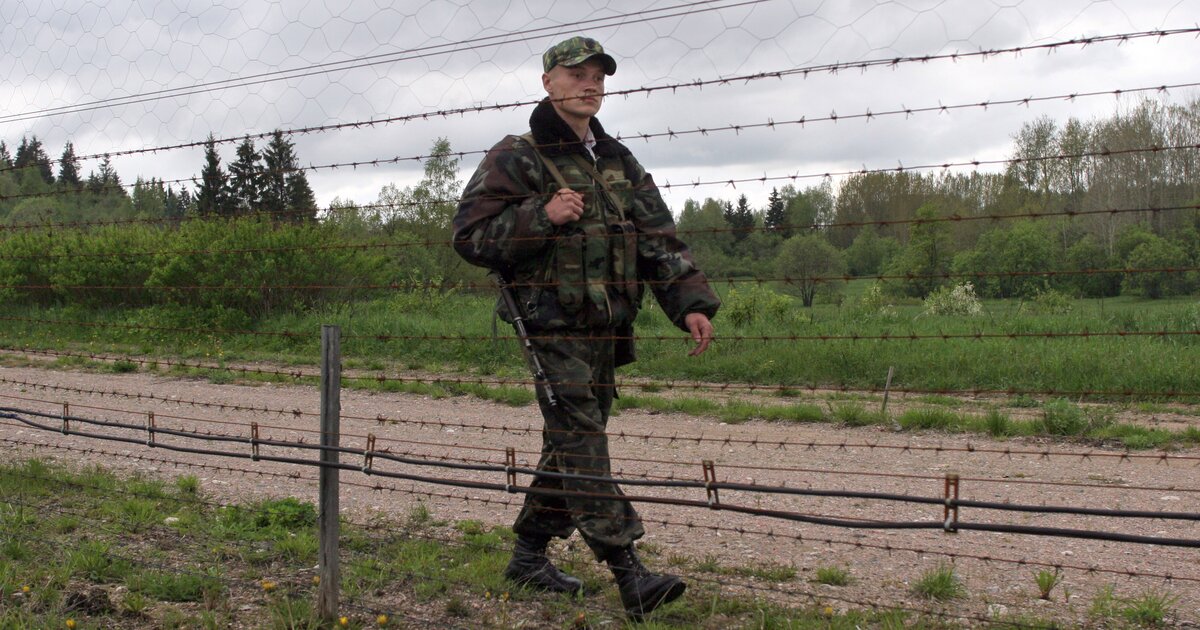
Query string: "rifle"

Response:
xmin=494 ymin=272 xmax=558 ymax=408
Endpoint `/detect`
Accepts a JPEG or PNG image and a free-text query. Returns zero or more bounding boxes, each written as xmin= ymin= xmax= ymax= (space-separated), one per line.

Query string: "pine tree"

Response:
xmin=59 ymin=142 xmax=82 ymax=189
xmin=286 ymin=171 xmax=317 ymax=223
xmin=87 ymin=156 xmax=123 ymax=196
xmin=227 ymin=137 xmax=261 ymax=215
xmin=764 ymin=187 xmax=789 ymax=237
xmin=260 ymin=130 xmax=295 ymax=219
xmin=14 ymin=136 xmax=54 ymax=185
xmin=723 ymin=194 xmax=754 ymax=242
xmin=195 ymin=135 xmax=229 ymax=216
xmin=0 ymin=141 xmax=11 ymax=168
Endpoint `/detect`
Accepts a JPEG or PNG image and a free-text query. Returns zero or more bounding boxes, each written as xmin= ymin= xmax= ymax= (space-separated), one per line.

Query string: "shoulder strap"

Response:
xmin=519 ymin=133 xmax=570 ymax=192
xmin=568 ymin=153 xmax=627 ymax=222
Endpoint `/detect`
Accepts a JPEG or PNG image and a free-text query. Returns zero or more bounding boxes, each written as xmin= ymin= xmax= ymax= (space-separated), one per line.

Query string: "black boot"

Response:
xmin=605 ymin=545 xmax=686 ymax=620
xmin=504 ymin=535 xmax=584 ymax=595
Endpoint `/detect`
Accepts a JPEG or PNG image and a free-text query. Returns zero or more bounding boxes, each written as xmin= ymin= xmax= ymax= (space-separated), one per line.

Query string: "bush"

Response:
xmin=1018 ymin=288 xmax=1074 ymax=315
xmin=845 ymin=282 xmax=897 ymax=321
xmin=922 ymin=282 xmax=983 ymax=317
xmin=723 ymin=284 xmax=794 ymax=327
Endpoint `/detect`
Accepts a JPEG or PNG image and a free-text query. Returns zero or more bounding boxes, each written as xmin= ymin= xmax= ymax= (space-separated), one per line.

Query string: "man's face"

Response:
xmin=542 ymin=58 xmax=606 ymax=123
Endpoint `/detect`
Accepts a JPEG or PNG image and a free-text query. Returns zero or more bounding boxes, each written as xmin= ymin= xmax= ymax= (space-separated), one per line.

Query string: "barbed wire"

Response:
xmin=2 ymin=263 xmax=1196 ymax=295
xmin=0 ymin=0 xmax=769 ymax=132
xmin=10 ymin=376 xmax=1200 ymax=491
xmin=6 ymin=344 xmax=1200 ymax=404
xmin=2 ymin=129 xmax=1195 ymax=212
xmin=6 ymin=435 xmax=1196 ymax=594
xmin=2 ymin=313 xmax=1199 ymax=347
xmin=6 ymin=404 xmax=1200 ymax=550
xmin=3 ymin=26 xmax=1190 ymax=174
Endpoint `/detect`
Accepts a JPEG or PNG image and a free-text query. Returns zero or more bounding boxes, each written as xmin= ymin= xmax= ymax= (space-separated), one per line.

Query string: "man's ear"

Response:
xmin=541 ymin=72 xmax=552 ymax=93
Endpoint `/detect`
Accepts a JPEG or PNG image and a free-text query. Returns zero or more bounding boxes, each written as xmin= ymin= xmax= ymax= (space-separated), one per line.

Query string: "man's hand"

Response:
xmin=545 ymin=187 xmax=584 ymax=225
xmin=684 ymin=312 xmax=714 ymax=356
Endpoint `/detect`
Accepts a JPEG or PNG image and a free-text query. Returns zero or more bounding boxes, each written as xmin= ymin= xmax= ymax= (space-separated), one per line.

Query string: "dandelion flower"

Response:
xmin=339 ymin=616 xmax=349 ymax=627
xmin=376 ymin=614 xmax=389 ymax=626
xmin=261 ymin=580 xmax=276 ymax=592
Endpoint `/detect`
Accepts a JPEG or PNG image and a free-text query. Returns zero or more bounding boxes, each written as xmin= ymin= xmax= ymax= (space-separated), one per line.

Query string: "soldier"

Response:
xmin=453 ymin=36 xmax=720 ymax=620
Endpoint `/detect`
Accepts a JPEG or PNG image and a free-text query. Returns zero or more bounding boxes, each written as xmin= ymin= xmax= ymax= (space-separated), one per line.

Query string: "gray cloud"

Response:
xmin=2 ymin=0 xmax=1197 ymax=214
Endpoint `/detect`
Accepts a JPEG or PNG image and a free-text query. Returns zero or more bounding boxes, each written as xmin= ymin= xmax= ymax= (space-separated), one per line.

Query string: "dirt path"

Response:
xmin=3 ymin=364 xmax=1198 ymax=627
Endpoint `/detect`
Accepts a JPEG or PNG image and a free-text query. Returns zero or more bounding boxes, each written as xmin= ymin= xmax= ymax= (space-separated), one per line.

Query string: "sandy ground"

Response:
xmin=2 ymin=363 xmax=1198 ymax=627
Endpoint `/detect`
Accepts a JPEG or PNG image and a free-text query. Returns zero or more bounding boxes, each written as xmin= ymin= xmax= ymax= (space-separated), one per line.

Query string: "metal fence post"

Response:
xmin=318 ymin=325 xmax=341 ymax=621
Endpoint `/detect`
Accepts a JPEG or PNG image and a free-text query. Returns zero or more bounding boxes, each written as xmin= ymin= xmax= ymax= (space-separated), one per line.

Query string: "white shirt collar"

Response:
xmin=583 ymin=127 xmax=597 ymax=159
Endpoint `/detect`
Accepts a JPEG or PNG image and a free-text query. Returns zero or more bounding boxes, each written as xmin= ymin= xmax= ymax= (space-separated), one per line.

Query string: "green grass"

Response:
xmin=912 ymin=564 xmax=966 ymax=601
xmin=813 ymin=565 xmax=853 ymax=586
xmin=1 ymin=457 xmax=1086 ymax=629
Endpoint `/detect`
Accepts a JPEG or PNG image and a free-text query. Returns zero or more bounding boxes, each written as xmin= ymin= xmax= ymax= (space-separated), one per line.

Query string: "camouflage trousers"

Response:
xmin=511 ymin=328 xmax=644 ymax=557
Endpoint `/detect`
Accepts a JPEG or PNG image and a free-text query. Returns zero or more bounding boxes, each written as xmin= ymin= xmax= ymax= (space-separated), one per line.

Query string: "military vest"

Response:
xmin=519 ymin=133 xmax=640 ymax=329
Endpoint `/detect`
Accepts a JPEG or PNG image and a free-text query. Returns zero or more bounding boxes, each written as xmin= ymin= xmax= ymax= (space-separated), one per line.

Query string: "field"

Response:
xmin=2 ymin=287 xmax=1200 ymax=627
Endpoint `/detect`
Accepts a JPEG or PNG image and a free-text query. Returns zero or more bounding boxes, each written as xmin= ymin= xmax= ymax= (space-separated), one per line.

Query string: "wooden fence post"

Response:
xmin=318 ymin=325 xmax=341 ymax=621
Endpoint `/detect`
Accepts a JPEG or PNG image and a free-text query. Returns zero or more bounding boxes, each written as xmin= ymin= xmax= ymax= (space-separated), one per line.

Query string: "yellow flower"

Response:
xmin=376 ymin=614 xmax=389 ymax=626
xmin=823 ymin=605 xmax=834 ymax=616
xmin=501 ymin=591 xmax=509 ymax=602
xmin=339 ymin=616 xmax=349 ymax=627
xmin=66 ymin=621 xmax=77 ymax=630
xmin=312 ymin=575 xmax=320 ymax=586
xmin=261 ymin=580 xmax=276 ymax=592
xmin=21 ymin=585 xmax=30 ymax=593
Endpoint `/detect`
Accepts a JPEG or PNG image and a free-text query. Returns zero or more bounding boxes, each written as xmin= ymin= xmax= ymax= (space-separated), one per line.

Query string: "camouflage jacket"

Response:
xmin=453 ymin=98 xmax=719 ymax=334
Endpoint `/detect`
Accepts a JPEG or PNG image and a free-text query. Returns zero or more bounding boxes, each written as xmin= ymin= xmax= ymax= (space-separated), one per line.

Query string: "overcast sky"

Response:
xmin=2 ymin=0 xmax=1197 ymax=212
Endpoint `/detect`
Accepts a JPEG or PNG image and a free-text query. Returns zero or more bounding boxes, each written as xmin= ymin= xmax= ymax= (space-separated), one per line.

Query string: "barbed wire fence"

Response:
xmin=3 ymin=0 xmax=1200 ymax=626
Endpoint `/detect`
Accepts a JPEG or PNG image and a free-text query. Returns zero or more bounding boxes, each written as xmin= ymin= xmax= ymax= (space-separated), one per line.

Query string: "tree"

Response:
xmin=951 ymin=220 xmax=1058 ymax=298
xmin=14 ymin=136 xmax=54 ymax=185
xmin=227 ymin=138 xmax=261 ymax=215
xmin=1065 ymin=235 xmax=1121 ymax=298
xmin=1123 ymin=236 xmax=1192 ymax=298
xmin=132 ymin=178 xmax=168 ymax=218
xmin=775 ymin=233 xmax=846 ymax=307
xmin=676 ymin=198 xmax=733 ymax=276
xmin=844 ymin=225 xmax=900 ymax=277
xmin=764 ymin=187 xmax=789 ymax=237
xmin=0 ymin=141 xmax=11 ymax=168
xmin=260 ymin=130 xmax=296 ymax=218
xmin=87 ymin=156 xmax=124 ymax=196
xmin=886 ymin=203 xmax=953 ymax=298
xmin=286 ymin=170 xmax=318 ymax=223
xmin=195 ymin=135 xmax=229 ymax=216
xmin=723 ymin=194 xmax=754 ymax=243
xmin=58 ymin=142 xmax=81 ymax=189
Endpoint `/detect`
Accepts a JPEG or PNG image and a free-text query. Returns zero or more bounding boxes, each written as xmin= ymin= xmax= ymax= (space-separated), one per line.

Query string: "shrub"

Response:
xmin=922 ymin=282 xmax=983 ymax=317
xmin=723 ymin=284 xmax=794 ymax=327
xmin=845 ymin=282 xmax=897 ymax=321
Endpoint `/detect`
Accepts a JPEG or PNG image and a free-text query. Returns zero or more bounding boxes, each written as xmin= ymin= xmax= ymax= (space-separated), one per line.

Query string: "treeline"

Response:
xmin=0 ymin=131 xmax=318 ymax=226
xmin=2 ymin=100 xmax=1197 ymax=325
xmin=0 ymin=138 xmax=467 ymax=324
xmin=678 ymin=98 xmax=1200 ymax=303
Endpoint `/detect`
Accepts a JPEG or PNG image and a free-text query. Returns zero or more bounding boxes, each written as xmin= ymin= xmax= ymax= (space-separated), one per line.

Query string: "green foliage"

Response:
xmin=1034 ymin=568 xmax=1061 ymax=600
xmin=886 ymin=203 xmax=953 ymax=298
xmin=922 ymin=282 xmax=983 ymax=317
xmin=1124 ymin=235 xmax=1193 ymax=298
xmin=845 ymin=281 xmax=897 ymax=321
xmin=722 ymin=284 xmax=794 ymax=327
xmin=844 ymin=225 xmax=900 ymax=277
xmin=1040 ymin=399 xmax=1110 ymax=436
xmin=953 ymin=220 xmax=1058 ymax=298
xmin=1019 ymin=288 xmax=1075 ymax=315
xmin=775 ymin=232 xmax=847 ymax=307
xmin=813 ymin=566 xmax=853 ymax=586
xmin=911 ymin=564 xmax=965 ymax=601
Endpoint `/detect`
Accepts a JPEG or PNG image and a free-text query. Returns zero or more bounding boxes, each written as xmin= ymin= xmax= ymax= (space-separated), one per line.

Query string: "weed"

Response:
xmin=445 ymin=595 xmax=471 ymax=618
xmin=175 ymin=475 xmax=200 ymax=495
xmin=984 ymin=410 xmax=1015 ymax=437
xmin=126 ymin=570 xmax=221 ymax=603
xmin=696 ymin=554 xmax=722 ymax=573
xmin=911 ymin=564 xmax=965 ymax=601
xmin=813 ymin=566 xmax=853 ymax=586
xmin=1121 ymin=591 xmax=1178 ymax=627
xmin=897 ymin=407 xmax=961 ymax=431
xmin=1034 ymin=569 xmax=1061 ymax=600
xmin=832 ymin=402 xmax=881 ymax=427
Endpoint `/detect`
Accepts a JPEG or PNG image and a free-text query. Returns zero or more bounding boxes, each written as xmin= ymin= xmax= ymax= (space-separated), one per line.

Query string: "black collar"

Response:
xmin=528 ymin=98 xmax=629 ymax=159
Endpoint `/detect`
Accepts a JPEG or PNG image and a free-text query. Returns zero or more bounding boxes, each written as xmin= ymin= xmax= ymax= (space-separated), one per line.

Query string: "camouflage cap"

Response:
xmin=542 ymin=36 xmax=616 ymax=75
